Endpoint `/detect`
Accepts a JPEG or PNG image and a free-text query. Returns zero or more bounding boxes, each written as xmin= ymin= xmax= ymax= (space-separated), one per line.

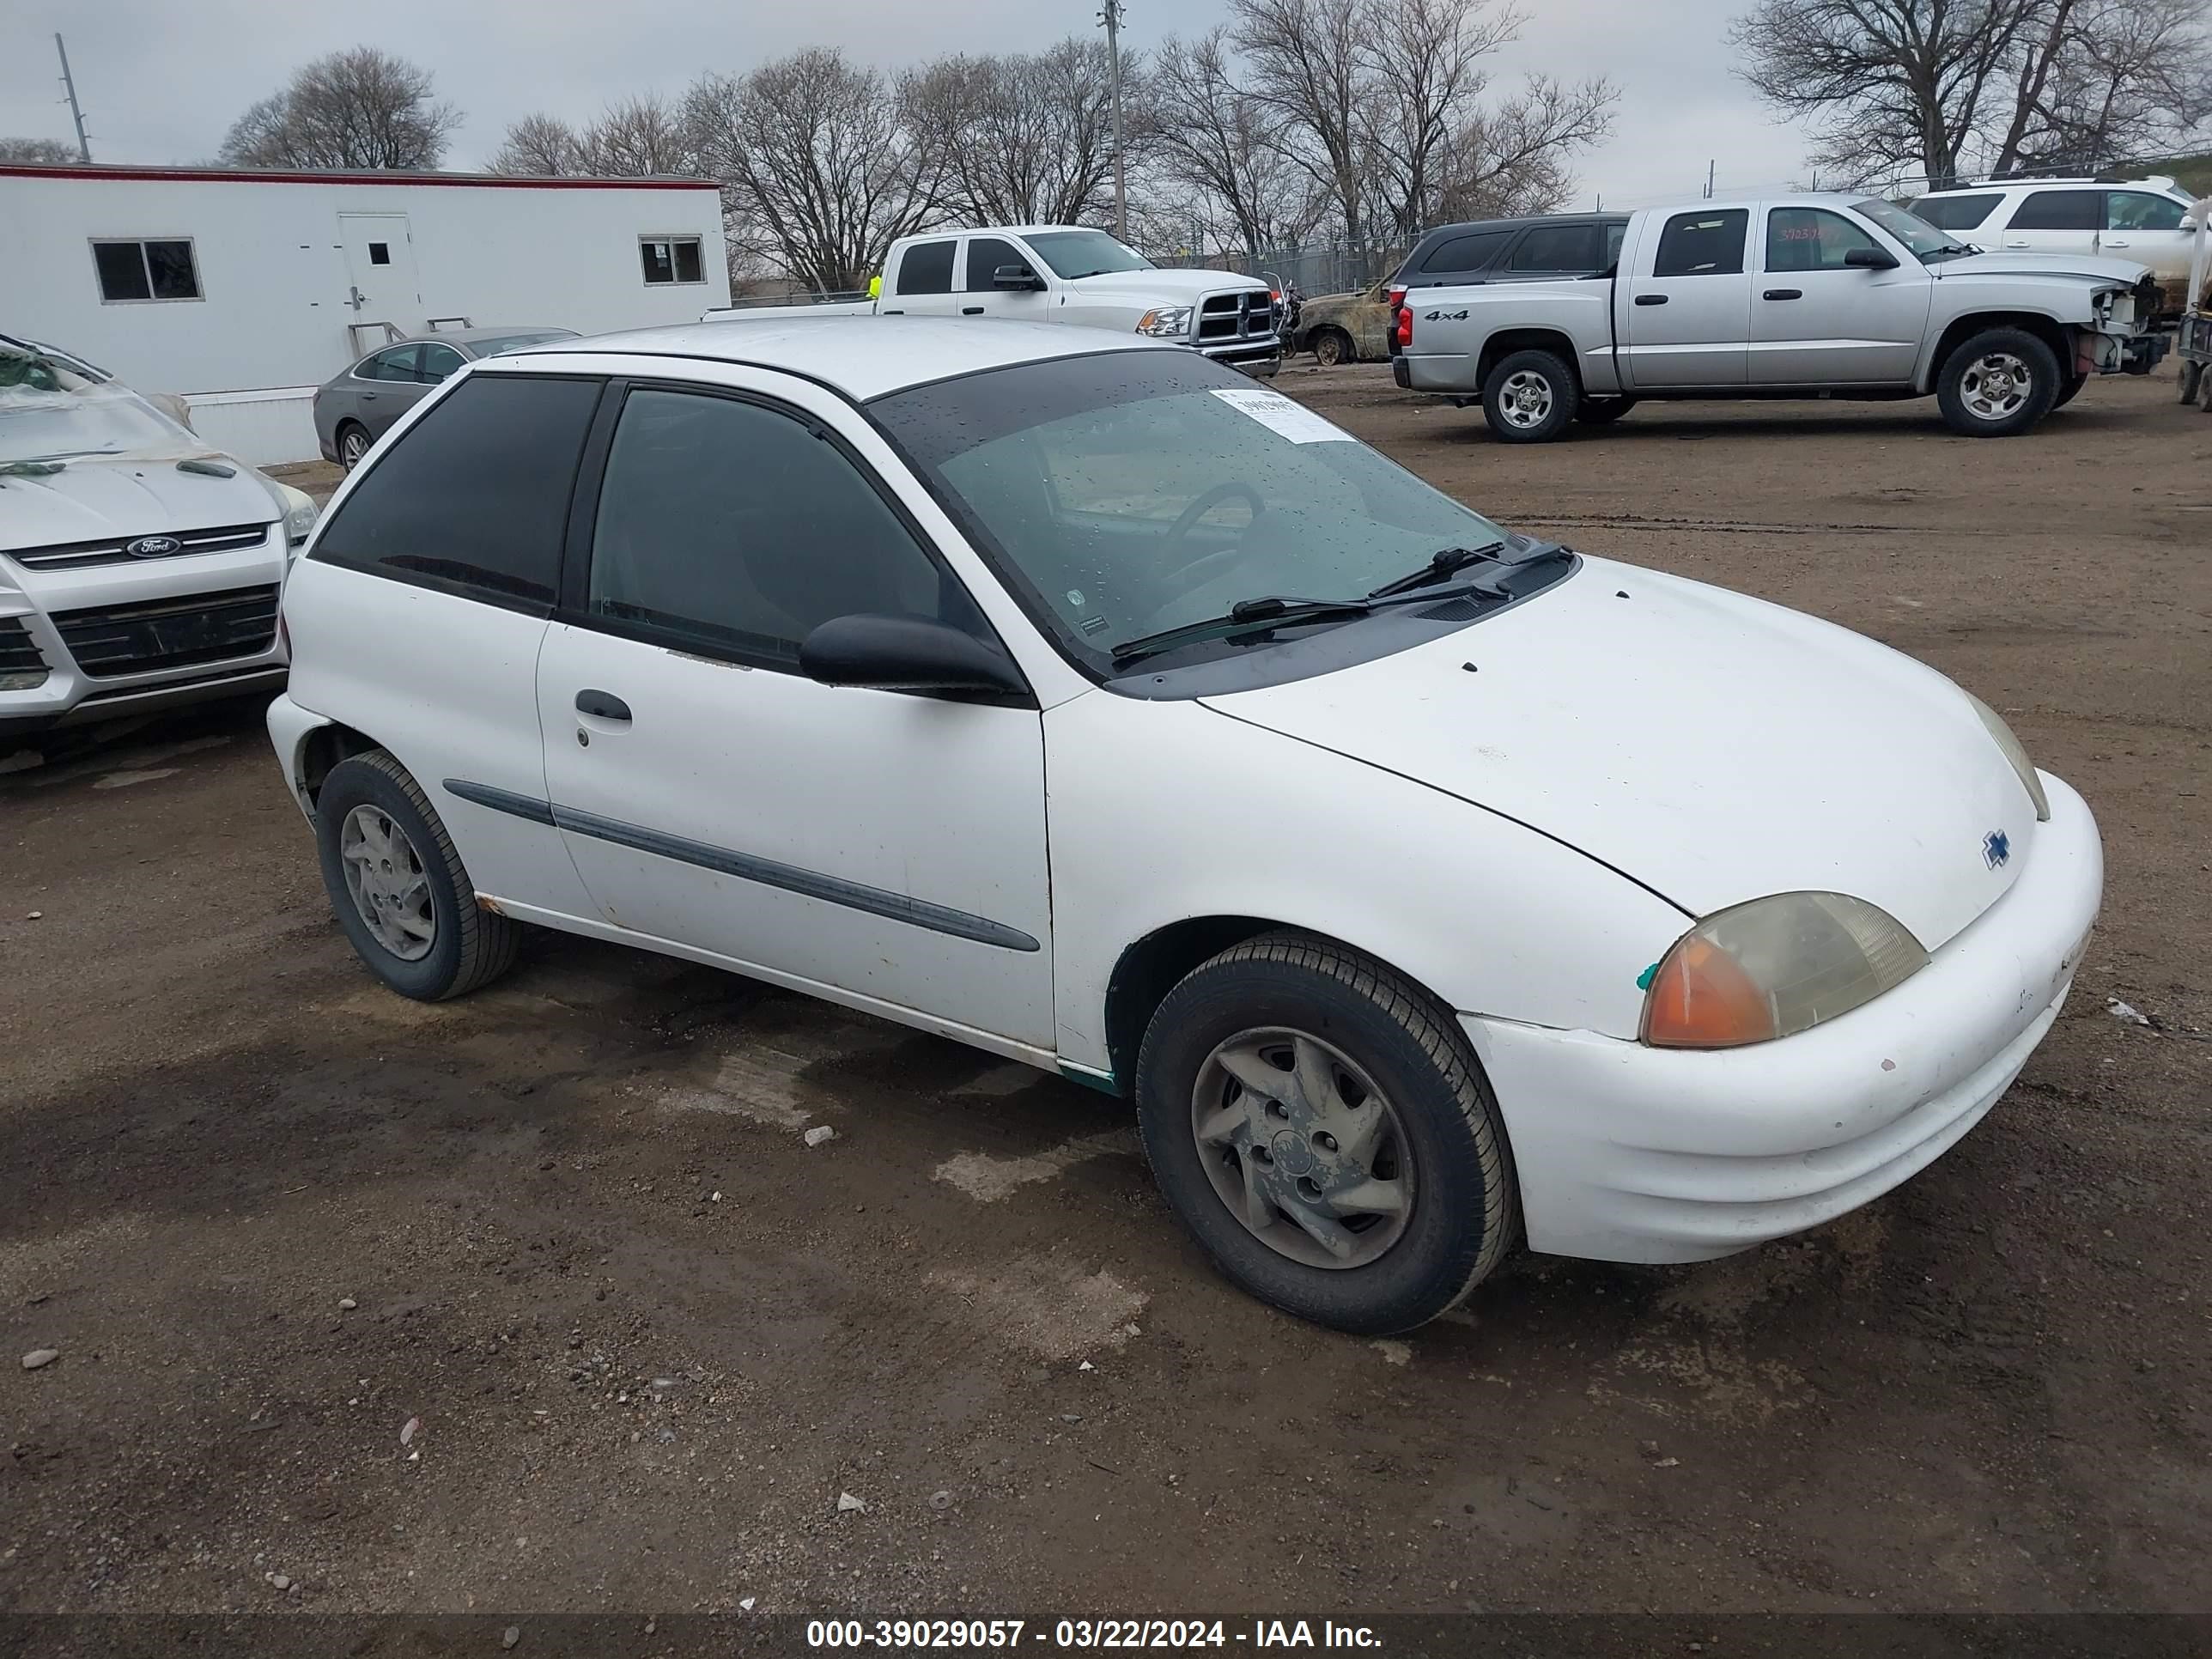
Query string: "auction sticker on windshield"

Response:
xmin=1208 ymin=387 xmax=1352 ymax=444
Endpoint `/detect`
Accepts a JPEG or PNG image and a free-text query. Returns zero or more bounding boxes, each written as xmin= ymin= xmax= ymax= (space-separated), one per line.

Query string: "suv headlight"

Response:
xmin=276 ymin=483 xmax=319 ymax=553
xmin=1641 ymin=891 xmax=1929 ymax=1048
xmin=1964 ymin=691 xmax=2049 ymax=821
xmin=1135 ymin=307 xmax=1194 ymax=338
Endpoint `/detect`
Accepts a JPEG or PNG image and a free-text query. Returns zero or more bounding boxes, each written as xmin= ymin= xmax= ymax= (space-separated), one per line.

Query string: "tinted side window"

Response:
xmin=1508 ymin=223 xmax=1603 ymax=271
xmin=1765 ymin=207 xmax=1880 ymax=271
xmin=1418 ymin=230 xmax=1512 ymax=275
xmin=585 ymin=388 xmax=974 ymax=667
xmin=896 ymin=240 xmax=957 ymax=295
xmin=2007 ymin=191 xmax=2100 ymax=230
xmin=313 ymin=374 xmax=601 ymax=611
xmin=1652 ymin=209 xmax=1748 ymax=277
xmin=965 ymin=236 xmax=1030 ymax=290
xmin=360 ymin=345 xmax=421 ymax=382
xmin=416 ymin=343 xmax=467 ymax=383
xmin=1914 ymin=192 xmax=2000 ymax=229
xmin=2106 ymin=191 xmax=2185 ymax=231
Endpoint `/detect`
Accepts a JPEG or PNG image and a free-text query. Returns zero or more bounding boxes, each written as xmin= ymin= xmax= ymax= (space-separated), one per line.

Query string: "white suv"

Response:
xmin=1911 ymin=177 xmax=2199 ymax=311
xmin=268 ymin=318 xmax=2099 ymax=1334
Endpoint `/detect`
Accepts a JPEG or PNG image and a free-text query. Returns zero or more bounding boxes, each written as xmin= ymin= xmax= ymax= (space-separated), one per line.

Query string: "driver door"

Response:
xmin=535 ymin=375 xmax=1055 ymax=1048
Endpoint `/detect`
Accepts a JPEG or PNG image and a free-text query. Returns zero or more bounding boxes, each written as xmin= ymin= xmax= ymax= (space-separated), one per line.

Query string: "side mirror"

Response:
xmin=2182 ymin=216 xmax=2198 ymax=233
xmin=994 ymin=264 xmax=1047 ymax=291
xmin=799 ymin=614 xmax=1030 ymax=701
xmin=1844 ymin=246 xmax=1900 ymax=270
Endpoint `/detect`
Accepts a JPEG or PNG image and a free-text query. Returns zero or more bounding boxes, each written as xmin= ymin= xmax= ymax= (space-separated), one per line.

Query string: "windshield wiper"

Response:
xmin=1110 ymin=594 xmax=1375 ymax=666
xmin=1365 ymin=541 xmax=1507 ymax=599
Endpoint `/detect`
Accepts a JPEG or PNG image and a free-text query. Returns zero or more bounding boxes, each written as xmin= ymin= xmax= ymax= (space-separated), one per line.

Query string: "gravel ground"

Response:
xmin=1 ymin=367 xmax=2207 ymax=1620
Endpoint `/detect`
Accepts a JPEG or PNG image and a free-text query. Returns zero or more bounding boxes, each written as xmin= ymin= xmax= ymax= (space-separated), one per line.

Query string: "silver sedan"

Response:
xmin=314 ymin=327 xmax=579 ymax=469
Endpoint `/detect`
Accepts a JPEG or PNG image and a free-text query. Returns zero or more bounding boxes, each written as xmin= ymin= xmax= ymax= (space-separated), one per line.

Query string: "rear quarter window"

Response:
xmin=311 ymin=373 xmax=603 ymax=614
xmin=1416 ymin=229 xmax=1512 ymax=277
xmin=1912 ymin=192 xmax=2001 ymax=230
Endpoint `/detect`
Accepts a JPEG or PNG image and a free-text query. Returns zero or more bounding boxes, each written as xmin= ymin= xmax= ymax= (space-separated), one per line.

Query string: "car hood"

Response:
xmin=1931 ymin=249 xmax=2152 ymax=287
xmin=1067 ymin=267 xmax=1269 ymax=302
xmin=0 ymin=452 xmax=281 ymax=553
xmin=1197 ymin=556 xmax=2037 ymax=951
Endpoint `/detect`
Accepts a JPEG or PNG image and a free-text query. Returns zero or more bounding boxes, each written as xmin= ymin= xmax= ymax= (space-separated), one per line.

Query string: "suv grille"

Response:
xmin=1197 ymin=291 xmax=1276 ymax=343
xmin=10 ymin=520 xmax=273 ymax=573
xmin=0 ymin=617 xmax=50 ymax=677
xmin=51 ymin=585 xmax=281 ymax=678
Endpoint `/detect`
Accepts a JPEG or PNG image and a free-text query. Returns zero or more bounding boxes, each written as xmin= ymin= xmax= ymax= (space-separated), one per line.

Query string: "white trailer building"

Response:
xmin=0 ymin=163 xmax=731 ymax=463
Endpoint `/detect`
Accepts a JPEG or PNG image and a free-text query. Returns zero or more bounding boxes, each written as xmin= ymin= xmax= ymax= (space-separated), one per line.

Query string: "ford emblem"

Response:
xmin=125 ymin=534 xmax=183 ymax=558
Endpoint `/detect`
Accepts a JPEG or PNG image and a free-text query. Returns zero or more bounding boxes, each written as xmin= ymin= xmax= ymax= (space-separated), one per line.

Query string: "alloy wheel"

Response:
xmin=1495 ymin=370 xmax=1554 ymax=428
xmin=1189 ymin=1027 xmax=1414 ymax=1270
xmin=1960 ymin=352 xmax=2032 ymax=421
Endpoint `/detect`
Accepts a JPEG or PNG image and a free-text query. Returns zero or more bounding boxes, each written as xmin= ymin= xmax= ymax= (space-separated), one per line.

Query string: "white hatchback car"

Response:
xmin=269 ymin=318 xmax=2101 ymax=1334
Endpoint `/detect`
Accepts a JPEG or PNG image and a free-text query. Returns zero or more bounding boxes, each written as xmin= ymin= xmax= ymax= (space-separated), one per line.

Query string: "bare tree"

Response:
xmin=218 ymin=47 xmax=461 ymax=170
xmin=1362 ymin=0 xmax=1522 ymax=238
xmin=489 ymin=113 xmax=583 ymax=176
xmin=0 ymin=137 xmax=78 ymax=163
xmin=1150 ymin=27 xmax=1319 ymax=258
xmin=577 ymin=94 xmax=695 ymax=176
xmin=1729 ymin=0 xmax=2212 ymax=186
xmin=904 ymin=40 xmax=1127 ymax=225
xmin=685 ymin=49 xmax=945 ymax=295
xmin=1433 ymin=74 xmax=1617 ymax=222
xmin=1231 ymin=0 xmax=1376 ymax=249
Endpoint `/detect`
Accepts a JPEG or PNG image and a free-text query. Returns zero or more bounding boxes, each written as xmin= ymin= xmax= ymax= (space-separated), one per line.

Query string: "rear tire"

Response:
xmin=1936 ymin=327 xmax=2060 ymax=437
xmin=1135 ymin=932 xmax=1519 ymax=1334
xmin=1481 ymin=349 xmax=1579 ymax=443
xmin=2180 ymin=360 xmax=2205 ymax=405
xmin=1577 ymin=397 xmax=1636 ymax=425
xmin=336 ymin=422 xmax=371 ymax=471
xmin=315 ymin=750 xmax=520 ymax=1001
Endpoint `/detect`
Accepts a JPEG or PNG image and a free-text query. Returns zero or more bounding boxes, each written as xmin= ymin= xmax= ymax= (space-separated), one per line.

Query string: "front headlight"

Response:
xmin=1965 ymin=691 xmax=2049 ymax=821
xmin=278 ymin=483 xmax=319 ymax=552
xmin=1641 ymin=891 xmax=1929 ymax=1048
xmin=1135 ymin=306 xmax=1194 ymax=338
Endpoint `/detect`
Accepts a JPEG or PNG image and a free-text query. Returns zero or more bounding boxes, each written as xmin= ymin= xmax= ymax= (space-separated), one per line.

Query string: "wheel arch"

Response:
xmin=277 ymin=712 xmax=383 ymax=818
xmin=1475 ymin=328 xmax=1583 ymax=392
xmin=1103 ymin=915 xmax=1461 ymax=1100
xmin=1920 ymin=311 xmax=2072 ymax=392
xmin=1310 ymin=325 xmax=1356 ymax=362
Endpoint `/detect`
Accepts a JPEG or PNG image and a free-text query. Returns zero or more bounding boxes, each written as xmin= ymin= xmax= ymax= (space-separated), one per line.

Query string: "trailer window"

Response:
xmin=641 ymin=237 xmax=706 ymax=285
xmin=92 ymin=240 xmax=201 ymax=303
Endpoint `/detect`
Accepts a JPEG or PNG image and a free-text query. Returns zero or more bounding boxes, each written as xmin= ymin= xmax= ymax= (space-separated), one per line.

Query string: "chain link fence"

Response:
xmin=1150 ymin=244 xmax=1411 ymax=298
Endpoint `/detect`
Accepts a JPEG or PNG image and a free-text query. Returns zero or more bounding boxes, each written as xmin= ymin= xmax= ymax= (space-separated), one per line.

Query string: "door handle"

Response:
xmin=574 ymin=689 xmax=631 ymax=722
xmin=1634 ymin=293 xmax=1668 ymax=307
xmin=962 ymin=305 xmax=986 ymax=315
xmin=1763 ymin=288 xmax=1803 ymax=301
xmin=2005 ymin=240 xmax=2030 ymax=248
xmin=2102 ymin=237 xmax=2130 ymax=247
xmin=361 ymin=390 xmax=380 ymax=399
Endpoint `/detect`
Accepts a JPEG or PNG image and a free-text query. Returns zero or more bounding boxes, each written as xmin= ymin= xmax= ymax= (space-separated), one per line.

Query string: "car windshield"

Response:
xmin=1023 ymin=230 xmax=1154 ymax=281
xmin=465 ymin=331 xmax=579 ymax=358
xmin=870 ymin=351 xmax=1520 ymax=672
xmin=1854 ymin=198 xmax=1977 ymax=262
xmin=0 ymin=349 xmax=188 ymax=465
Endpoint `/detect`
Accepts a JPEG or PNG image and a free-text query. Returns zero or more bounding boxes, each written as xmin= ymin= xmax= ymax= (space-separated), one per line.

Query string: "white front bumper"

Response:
xmin=1462 ymin=772 xmax=2104 ymax=1264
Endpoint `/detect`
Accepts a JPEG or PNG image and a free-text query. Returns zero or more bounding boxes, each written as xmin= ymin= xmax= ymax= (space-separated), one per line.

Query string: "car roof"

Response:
xmin=1920 ymin=175 xmax=2183 ymax=195
xmin=1415 ymin=212 xmax=1625 ymax=243
xmin=495 ymin=315 xmax=1172 ymax=401
xmin=414 ymin=325 xmax=580 ymax=348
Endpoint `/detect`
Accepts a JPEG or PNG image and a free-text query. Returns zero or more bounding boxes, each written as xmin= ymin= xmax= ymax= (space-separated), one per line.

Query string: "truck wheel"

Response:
xmin=315 ymin=750 xmax=521 ymax=1001
xmin=1135 ymin=932 xmax=1520 ymax=1334
xmin=2052 ymin=374 xmax=2085 ymax=410
xmin=1577 ymin=397 xmax=1636 ymax=425
xmin=2180 ymin=360 xmax=2204 ymax=405
xmin=1936 ymin=328 xmax=2060 ymax=437
xmin=1481 ymin=349 xmax=1579 ymax=442
xmin=1312 ymin=329 xmax=1354 ymax=367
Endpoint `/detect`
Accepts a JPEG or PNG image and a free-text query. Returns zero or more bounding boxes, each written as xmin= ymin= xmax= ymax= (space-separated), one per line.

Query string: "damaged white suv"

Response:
xmin=1 ymin=337 xmax=316 ymax=743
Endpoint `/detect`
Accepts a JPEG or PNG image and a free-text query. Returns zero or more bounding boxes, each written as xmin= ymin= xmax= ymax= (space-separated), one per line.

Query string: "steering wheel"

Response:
xmin=1153 ymin=481 xmax=1267 ymax=593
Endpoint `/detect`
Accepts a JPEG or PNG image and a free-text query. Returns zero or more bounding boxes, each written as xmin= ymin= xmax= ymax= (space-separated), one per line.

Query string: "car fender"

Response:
xmin=267 ymin=691 xmax=336 ymax=822
xmin=1043 ymin=692 xmax=1691 ymax=1082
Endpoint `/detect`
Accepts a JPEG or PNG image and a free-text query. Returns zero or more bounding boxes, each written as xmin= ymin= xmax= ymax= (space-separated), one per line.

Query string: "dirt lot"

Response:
xmin=3 ymin=369 xmax=2208 ymax=1623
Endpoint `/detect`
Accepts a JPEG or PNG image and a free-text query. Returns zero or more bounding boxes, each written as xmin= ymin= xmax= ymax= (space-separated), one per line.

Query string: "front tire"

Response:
xmin=1135 ymin=933 xmax=1519 ymax=1334
xmin=1481 ymin=349 xmax=1579 ymax=442
xmin=315 ymin=750 xmax=520 ymax=1000
xmin=1936 ymin=327 xmax=2060 ymax=437
xmin=1312 ymin=329 xmax=1354 ymax=367
xmin=2180 ymin=360 xmax=2205 ymax=406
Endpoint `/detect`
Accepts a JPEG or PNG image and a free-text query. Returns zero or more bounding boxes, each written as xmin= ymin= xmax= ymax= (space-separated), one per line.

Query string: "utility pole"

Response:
xmin=55 ymin=34 xmax=92 ymax=164
xmin=1704 ymin=159 xmax=1715 ymax=200
xmin=1099 ymin=0 xmax=1128 ymax=240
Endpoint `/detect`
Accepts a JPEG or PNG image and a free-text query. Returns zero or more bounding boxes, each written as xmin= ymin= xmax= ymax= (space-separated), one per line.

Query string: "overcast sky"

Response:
xmin=2 ymin=0 xmax=1808 ymax=210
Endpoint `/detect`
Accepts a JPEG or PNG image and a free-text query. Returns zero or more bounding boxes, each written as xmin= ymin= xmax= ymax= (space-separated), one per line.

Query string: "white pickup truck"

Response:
xmin=1392 ymin=192 xmax=2167 ymax=440
xmin=704 ymin=225 xmax=1282 ymax=375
